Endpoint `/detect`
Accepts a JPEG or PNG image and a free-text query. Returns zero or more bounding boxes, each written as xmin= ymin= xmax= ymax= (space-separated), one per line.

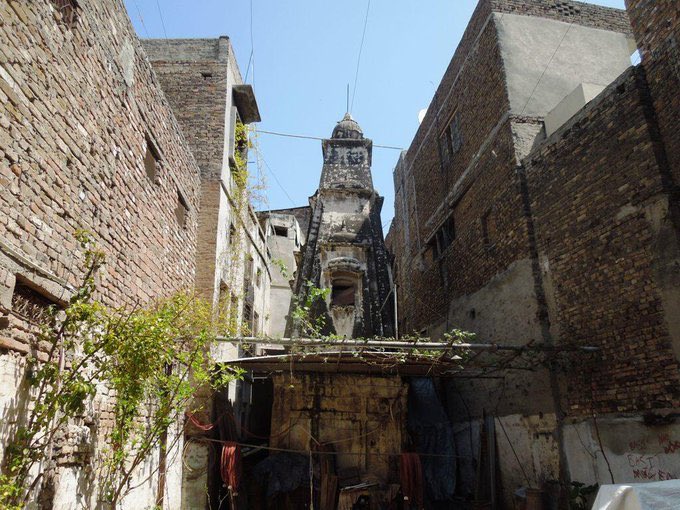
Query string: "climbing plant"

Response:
xmin=290 ymin=281 xmax=331 ymax=338
xmin=232 ymin=120 xmax=250 ymax=191
xmin=0 ymin=231 xmax=243 ymax=508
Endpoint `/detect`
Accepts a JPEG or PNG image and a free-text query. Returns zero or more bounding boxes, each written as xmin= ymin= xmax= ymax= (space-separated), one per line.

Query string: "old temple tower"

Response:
xmin=286 ymin=114 xmax=394 ymax=338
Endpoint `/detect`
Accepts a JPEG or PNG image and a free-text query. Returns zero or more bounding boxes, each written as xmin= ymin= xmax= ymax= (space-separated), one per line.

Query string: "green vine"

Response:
xmin=232 ymin=121 xmax=250 ymax=190
xmin=291 ymin=281 xmax=330 ymax=338
xmin=0 ymin=231 xmax=243 ymax=508
xmin=569 ymin=481 xmax=599 ymax=510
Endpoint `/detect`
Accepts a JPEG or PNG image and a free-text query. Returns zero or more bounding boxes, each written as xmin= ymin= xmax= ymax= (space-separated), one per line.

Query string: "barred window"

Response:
xmin=11 ymin=280 xmax=61 ymax=324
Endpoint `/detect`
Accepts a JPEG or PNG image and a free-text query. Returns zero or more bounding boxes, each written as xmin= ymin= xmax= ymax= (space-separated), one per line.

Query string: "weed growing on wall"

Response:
xmin=290 ymin=281 xmax=331 ymax=338
xmin=0 ymin=232 xmax=243 ymax=509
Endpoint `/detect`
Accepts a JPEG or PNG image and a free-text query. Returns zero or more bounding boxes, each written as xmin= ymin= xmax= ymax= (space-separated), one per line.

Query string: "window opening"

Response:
xmin=144 ymin=135 xmax=160 ymax=183
xmin=11 ymin=280 xmax=61 ymax=324
xmin=438 ymin=111 xmax=463 ymax=169
xmin=482 ymin=209 xmax=497 ymax=248
xmin=253 ymin=311 xmax=260 ymax=337
xmin=331 ymin=278 xmax=356 ymax=307
xmin=175 ymin=190 xmax=189 ymax=228
xmin=229 ymin=224 xmax=237 ymax=247
xmin=428 ymin=214 xmax=456 ymax=260
xmin=274 ymin=226 xmax=288 ymax=237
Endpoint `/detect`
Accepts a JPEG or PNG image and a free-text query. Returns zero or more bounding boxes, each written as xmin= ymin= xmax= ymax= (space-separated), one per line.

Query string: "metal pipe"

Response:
xmin=394 ymin=284 xmax=399 ymax=341
xmin=215 ymin=336 xmax=600 ymax=353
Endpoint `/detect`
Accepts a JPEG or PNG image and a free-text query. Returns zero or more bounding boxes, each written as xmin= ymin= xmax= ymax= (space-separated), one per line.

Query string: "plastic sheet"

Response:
xmin=592 ymin=480 xmax=680 ymax=510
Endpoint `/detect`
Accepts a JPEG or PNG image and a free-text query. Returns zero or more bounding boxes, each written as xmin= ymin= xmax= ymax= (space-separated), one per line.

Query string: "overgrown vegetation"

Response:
xmin=0 ymin=232 xmax=243 ymax=508
xmin=569 ymin=481 xmax=599 ymax=510
xmin=232 ymin=120 xmax=250 ymax=190
xmin=290 ymin=281 xmax=331 ymax=337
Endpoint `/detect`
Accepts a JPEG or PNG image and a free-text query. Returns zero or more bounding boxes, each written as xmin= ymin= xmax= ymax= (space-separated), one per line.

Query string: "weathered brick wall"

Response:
xmin=524 ymin=67 xmax=680 ymax=416
xmin=0 ymin=0 xmax=201 ymax=310
xmin=0 ymin=0 xmax=203 ymax=507
xmin=389 ymin=5 xmax=528 ymax=335
xmin=142 ymin=38 xmax=232 ymax=181
xmin=490 ymin=0 xmax=632 ymax=35
xmin=270 ymin=373 xmax=407 ymax=484
xmin=389 ymin=0 xmax=633 ymax=336
xmin=625 ymin=0 xmax=680 ymax=185
xmin=143 ymin=38 xmax=232 ymax=304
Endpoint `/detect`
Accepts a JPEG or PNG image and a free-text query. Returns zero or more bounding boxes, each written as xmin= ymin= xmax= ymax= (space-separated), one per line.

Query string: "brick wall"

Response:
xmin=524 ymin=66 xmax=680 ymax=417
xmin=0 ymin=0 xmax=203 ymax=507
xmin=625 ymin=0 xmax=680 ymax=184
xmin=0 ymin=1 xmax=201 ymax=310
xmin=142 ymin=38 xmax=232 ymax=181
xmin=490 ymin=0 xmax=632 ymax=35
xmin=270 ymin=373 xmax=407 ymax=484
xmin=388 ymin=0 xmax=633 ymax=336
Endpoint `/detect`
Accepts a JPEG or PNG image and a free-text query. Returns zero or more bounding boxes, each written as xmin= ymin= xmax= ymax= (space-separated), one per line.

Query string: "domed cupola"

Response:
xmin=331 ymin=113 xmax=364 ymax=140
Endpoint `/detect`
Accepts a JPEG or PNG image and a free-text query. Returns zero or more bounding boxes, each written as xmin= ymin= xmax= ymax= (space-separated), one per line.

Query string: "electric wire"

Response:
xmin=131 ymin=0 xmax=150 ymax=38
xmin=154 ymin=0 xmax=168 ymax=39
xmin=244 ymin=0 xmax=255 ymax=84
xmin=191 ymin=437 xmax=472 ymax=459
xmin=257 ymin=128 xmax=404 ymax=150
xmin=251 ymin=136 xmax=297 ymax=207
xmin=350 ymin=0 xmax=371 ymax=113
xmin=519 ymin=21 xmax=574 ymax=116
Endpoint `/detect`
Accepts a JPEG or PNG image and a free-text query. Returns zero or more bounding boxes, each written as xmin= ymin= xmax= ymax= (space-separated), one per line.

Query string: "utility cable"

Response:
xmin=131 ymin=0 xmax=150 ymax=38
xmin=251 ymin=135 xmax=297 ymax=207
xmin=154 ymin=0 xmax=168 ymax=39
xmin=350 ymin=0 xmax=371 ymax=113
xmin=244 ymin=0 xmax=255 ymax=84
xmin=519 ymin=21 xmax=574 ymax=116
xmin=257 ymin=128 xmax=404 ymax=150
xmin=192 ymin=437 xmax=472 ymax=459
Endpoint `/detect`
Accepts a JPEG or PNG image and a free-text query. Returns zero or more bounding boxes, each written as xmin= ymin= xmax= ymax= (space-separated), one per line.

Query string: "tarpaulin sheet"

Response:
xmin=592 ymin=480 xmax=680 ymax=510
xmin=407 ymin=378 xmax=456 ymax=501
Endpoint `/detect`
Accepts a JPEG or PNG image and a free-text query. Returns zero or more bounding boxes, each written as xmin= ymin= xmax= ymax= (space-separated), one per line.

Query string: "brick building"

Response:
xmin=387 ymin=0 xmax=680 ymax=504
xmin=0 ymin=1 xmax=266 ymax=508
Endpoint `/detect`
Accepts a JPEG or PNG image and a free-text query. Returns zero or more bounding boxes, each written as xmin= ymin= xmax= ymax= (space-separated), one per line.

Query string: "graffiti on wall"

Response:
xmin=626 ymin=434 xmax=678 ymax=481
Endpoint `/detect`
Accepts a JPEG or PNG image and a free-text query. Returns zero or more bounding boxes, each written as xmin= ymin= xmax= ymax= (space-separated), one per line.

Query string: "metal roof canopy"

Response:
xmin=216 ymin=337 xmax=599 ymax=377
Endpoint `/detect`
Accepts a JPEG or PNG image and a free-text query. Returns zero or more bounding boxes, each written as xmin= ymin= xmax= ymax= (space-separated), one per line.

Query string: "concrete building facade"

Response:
xmin=257 ymin=208 xmax=306 ymax=337
xmin=387 ymin=0 xmax=680 ymax=505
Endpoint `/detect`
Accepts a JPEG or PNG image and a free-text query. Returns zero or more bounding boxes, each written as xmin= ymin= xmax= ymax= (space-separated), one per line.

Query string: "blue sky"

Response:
xmin=124 ymin=0 xmax=626 ymax=228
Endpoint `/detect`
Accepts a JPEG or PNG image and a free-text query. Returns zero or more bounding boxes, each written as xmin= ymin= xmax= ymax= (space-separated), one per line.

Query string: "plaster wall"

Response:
xmin=446 ymin=258 xmax=541 ymax=345
xmin=180 ymin=441 xmax=209 ymax=510
xmin=261 ymin=213 xmax=301 ymax=337
xmin=564 ymin=417 xmax=680 ymax=484
xmin=544 ymin=82 xmax=606 ymax=137
xmin=496 ymin=13 xmax=631 ymax=117
xmin=495 ymin=414 xmax=560 ymax=507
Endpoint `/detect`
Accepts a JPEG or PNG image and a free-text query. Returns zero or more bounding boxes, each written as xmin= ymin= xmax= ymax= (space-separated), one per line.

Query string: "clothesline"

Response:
xmin=190 ymin=436 xmax=474 ymax=459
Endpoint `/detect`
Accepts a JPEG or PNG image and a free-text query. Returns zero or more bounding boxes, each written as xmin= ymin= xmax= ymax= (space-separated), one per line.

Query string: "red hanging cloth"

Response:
xmin=220 ymin=442 xmax=242 ymax=492
xmin=400 ymin=452 xmax=424 ymax=509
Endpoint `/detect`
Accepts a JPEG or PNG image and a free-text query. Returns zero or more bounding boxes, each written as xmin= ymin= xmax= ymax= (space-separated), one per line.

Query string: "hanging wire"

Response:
xmin=256 ymin=128 xmax=404 ymax=150
xmin=519 ymin=21 xmax=574 ymax=116
xmin=154 ymin=0 xmax=168 ymax=39
xmin=350 ymin=0 xmax=371 ymax=114
xmin=131 ymin=0 xmax=150 ymax=38
xmin=252 ymin=137 xmax=297 ymax=207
